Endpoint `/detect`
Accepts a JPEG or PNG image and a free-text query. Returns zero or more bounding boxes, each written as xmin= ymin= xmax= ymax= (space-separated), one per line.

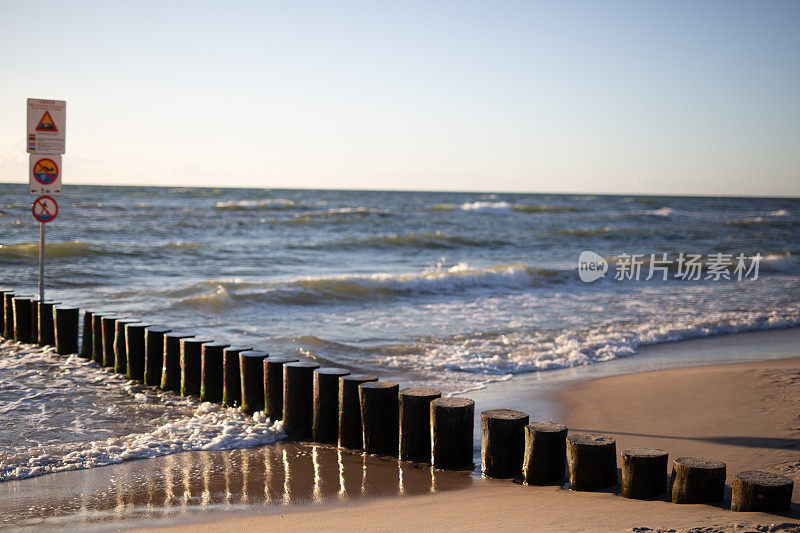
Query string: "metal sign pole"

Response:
xmin=39 ymin=221 xmax=45 ymax=302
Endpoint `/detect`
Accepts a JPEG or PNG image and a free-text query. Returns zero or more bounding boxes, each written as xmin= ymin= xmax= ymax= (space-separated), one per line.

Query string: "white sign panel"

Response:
xmin=29 ymin=154 xmax=62 ymax=195
xmin=27 ymin=99 xmax=66 ymax=155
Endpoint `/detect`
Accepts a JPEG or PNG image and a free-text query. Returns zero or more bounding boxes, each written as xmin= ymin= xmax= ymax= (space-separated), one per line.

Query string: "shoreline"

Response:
xmin=1 ymin=328 xmax=799 ymax=531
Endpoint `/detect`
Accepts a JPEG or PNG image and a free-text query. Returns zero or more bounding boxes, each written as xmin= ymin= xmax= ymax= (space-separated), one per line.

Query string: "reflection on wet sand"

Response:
xmin=1 ymin=442 xmax=474 ymax=530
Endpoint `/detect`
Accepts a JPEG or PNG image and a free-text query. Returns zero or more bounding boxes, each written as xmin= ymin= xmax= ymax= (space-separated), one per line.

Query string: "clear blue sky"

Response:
xmin=1 ymin=0 xmax=798 ymax=195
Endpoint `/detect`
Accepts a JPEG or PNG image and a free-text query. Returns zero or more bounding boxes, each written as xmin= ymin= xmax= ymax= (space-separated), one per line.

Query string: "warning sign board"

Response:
xmin=27 ymin=99 xmax=66 ymax=155
xmin=29 ymin=154 xmax=62 ymax=195
xmin=32 ymin=195 xmax=58 ymax=223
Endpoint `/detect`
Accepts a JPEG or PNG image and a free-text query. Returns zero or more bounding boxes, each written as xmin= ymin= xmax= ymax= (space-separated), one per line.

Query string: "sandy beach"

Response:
xmin=2 ymin=329 xmax=797 ymax=532
xmin=130 ymin=352 xmax=799 ymax=533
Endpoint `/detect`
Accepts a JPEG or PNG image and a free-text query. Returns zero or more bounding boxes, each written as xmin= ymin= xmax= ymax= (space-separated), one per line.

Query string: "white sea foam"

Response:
xmin=0 ymin=341 xmax=284 ymax=482
xmin=627 ymin=207 xmax=674 ymax=217
xmin=215 ymin=198 xmax=298 ymax=210
xmin=459 ymin=201 xmax=512 ymax=212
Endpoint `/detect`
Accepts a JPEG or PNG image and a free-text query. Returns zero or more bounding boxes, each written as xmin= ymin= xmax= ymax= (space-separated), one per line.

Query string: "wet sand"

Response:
xmin=2 ymin=329 xmax=799 ymax=531
xmin=0 ymin=442 xmax=474 ymax=531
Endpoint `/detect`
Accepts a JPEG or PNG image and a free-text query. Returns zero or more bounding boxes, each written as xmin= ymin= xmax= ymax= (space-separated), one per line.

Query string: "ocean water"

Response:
xmin=1 ymin=184 xmax=799 ymax=481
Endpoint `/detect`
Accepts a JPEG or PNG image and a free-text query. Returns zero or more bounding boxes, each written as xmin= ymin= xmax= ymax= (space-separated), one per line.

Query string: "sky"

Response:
xmin=1 ymin=0 xmax=798 ymax=196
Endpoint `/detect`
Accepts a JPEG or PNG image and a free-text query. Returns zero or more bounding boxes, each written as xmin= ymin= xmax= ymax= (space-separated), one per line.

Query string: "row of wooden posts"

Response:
xmin=0 ymin=287 xmax=794 ymax=513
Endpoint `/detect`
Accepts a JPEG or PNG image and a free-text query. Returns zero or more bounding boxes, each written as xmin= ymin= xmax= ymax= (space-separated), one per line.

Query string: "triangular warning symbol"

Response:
xmin=36 ymin=111 xmax=58 ymax=132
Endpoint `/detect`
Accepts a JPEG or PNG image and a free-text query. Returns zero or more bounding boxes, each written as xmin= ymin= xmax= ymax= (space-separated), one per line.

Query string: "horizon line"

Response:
xmin=1 ymin=180 xmax=798 ymax=200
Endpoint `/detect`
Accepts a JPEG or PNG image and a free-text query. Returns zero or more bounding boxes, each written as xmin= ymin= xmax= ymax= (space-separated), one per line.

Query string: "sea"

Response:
xmin=1 ymin=184 xmax=799 ymax=483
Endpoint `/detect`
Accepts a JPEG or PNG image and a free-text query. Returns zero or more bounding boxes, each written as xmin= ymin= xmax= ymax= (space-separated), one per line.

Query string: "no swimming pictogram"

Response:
xmin=32 ymin=195 xmax=58 ymax=223
xmin=33 ymin=158 xmax=59 ymax=184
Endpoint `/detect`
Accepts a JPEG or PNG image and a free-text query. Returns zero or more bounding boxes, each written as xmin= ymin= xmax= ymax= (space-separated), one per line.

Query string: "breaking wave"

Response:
xmin=215 ymin=198 xmax=301 ymax=210
xmin=171 ymin=263 xmax=571 ymax=309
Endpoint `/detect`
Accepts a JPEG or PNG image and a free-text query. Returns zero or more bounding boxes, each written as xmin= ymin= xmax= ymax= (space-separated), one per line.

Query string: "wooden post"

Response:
xmin=125 ymin=322 xmax=151 ymax=381
xmin=312 ymin=367 xmax=350 ymax=444
xmin=143 ymin=325 xmax=171 ymax=386
xmin=112 ymin=319 xmax=137 ymax=374
xmin=283 ymin=361 xmax=321 ymax=439
xmin=180 ymin=337 xmax=213 ymax=397
xmin=399 ymin=387 xmax=441 ymax=463
xmin=566 ymin=433 xmax=618 ymax=491
xmin=91 ymin=312 xmax=107 ymax=363
xmin=523 ymin=421 xmax=568 ymax=485
xmin=481 ymin=409 xmax=529 ymax=478
xmin=239 ymin=350 xmax=269 ymax=414
xmin=37 ymin=300 xmax=59 ymax=346
xmin=30 ymin=298 xmax=39 ymax=343
xmin=12 ymin=296 xmax=34 ymax=343
xmin=161 ymin=332 xmax=193 ymax=392
xmin=0 ymin=288 xmax=11 ymax=338
xmin=53 ymin=306 xmax=79 ymax=355
xmin=431 ymin=397 xmax=474 ymax=470
xmin=79 ymin=309 xmax=93 ymax=357
xmin=3 ymin=292 xmax=16 ymax=339
xmin=221 ymin=345 xmax=252 ymax=407
xmin=200 ymin=341 xmax=230 ymax=403
xmin=101 ymin=316 xmax=121 ymax=367
xmin=263 ymin=356 xmax=298 ymax=419
xmin=670 ymin=457 xmax=726 ymax=504
xmin=359 ymin=381 xmax=399 ymax=456
xmin=338 ymin=374 xmax=378 ymax=450
xmin=621 ymin=448 xmax=668 ymax=499
xmin=731 ymin=470 xmax=793 ymax=512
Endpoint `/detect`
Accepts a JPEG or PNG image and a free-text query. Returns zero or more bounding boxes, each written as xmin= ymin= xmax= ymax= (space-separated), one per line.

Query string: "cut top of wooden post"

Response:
xmin=400 ymin=387 xmax=441 ymax=399
xmin=529 ymin=421 xmax=567 ymax=434
xmin=567 ymin=433 xmax=616 ymax=447
xmin=623 ymin=447 xmax=667 ymax=458
xmin=673 ymin=456 xmax=725 ymax=470
xmin=481 ymin=408 xmax=529 ymax=421
xmin=734 ymin=470 xmax=793 ymax=487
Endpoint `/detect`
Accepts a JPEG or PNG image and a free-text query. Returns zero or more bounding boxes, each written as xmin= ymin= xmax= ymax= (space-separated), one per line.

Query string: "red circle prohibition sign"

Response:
xmin=32 ymin=195 xmax=58 ymax=223
xmin=33 ymin=158 xmax=59 ymax=185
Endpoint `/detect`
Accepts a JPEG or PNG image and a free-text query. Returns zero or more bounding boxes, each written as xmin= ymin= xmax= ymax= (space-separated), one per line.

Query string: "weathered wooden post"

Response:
xmin=481 ymin=409 xmax=529 ymax=478
xmin=522 ymin=422 xmax=568 ymax=485
xmin=12 ymin=295 xmax=34 ymax=343
xmin=731 ymin=470 xmax=793 ymax=512
xmin=180 ymin=337 xmax=213 ymax=397
xmin=101 ymin=315 xmax=122 ymax=367
xmin=312 ymin=367 xmax=350 ymax=444
xmin=0 ymin=288 xmax=11 ymax=338
xmin=239 ymin=350 xmax=268 ymax=414
xmin=3 ymin=291 xmax=16 ymax=339
xmin=221 ymin=345 xmax=252 ymax=407
xmin=621 ymin=448 xmax=668 ymax=499
xmin=30 ymin=298 xmax=39 ymax=343
xmin=161 ymin=332 xmax=194 ymax=392
xmin=263 ymin=355 xmax=298 ymax=419
xmin=431 ymin=397 xmax=474 ymax=470
xmin=670 ymin=457 xmax=726 ymax=504
xmin=566 ymin=433 xmax=618 ymax=491
xmin=53 ymin=306 xmax=79 ymax=355
xmin=359 ymin=381 xmax=399 ymax=456
xmin=125 ymin=322 xmax=150 ymax=381
xmin=399 ymin=387 xmax=441 ymax=463
xmin=200 ymin=341 xmax=230 ymax=403
xmin=143 ymin=325 xmax=171 ymax=386
xmin=113 ymin=319 xmax=138 ymax=374
xmin=338 ymin=374 xmax=377 ymax=450
xmin=91 ymin=312 xmax=108 ymax=363
xmin=80 ymin=309 xmax=93 ymax=357
xmin=283 ymin=361 xmax=321 ymax=439
xmin=37 ymin=300 xmax=59 ymax=346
